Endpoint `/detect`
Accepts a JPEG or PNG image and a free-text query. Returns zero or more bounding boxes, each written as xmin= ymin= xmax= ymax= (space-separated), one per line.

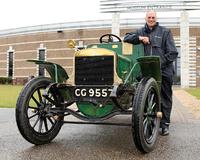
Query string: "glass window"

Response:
xmin=38 ymin=49 xmax=45 ymax=76
xmin=8 ymin=51 xmax=13 ymax=78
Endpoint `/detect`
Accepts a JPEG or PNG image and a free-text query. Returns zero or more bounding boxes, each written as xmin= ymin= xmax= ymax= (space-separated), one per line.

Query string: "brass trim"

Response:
xmin=67 ymin=40 xmax=76 ymax=48
xmin=156 ymin=112 xmax=163 ymax=118
xmin=67 ymin=48 xmax=122 ymax=85
xmin=122 ymin=42 xmax=133 ymax=55
xmin=75 ymin=48 xmax=115 ymax=57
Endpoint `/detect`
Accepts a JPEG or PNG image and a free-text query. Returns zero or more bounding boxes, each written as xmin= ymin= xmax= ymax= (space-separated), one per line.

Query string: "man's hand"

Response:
xmin=139 ymin=36 xmax=150 ymax=44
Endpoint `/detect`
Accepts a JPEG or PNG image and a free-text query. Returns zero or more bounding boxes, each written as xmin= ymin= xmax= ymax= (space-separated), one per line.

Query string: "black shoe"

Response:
xmin=160 ymin=127 xmax=169 ymax=136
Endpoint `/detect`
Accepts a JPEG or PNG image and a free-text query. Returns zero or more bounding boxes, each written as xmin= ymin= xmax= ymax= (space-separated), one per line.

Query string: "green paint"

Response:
xmin=124 ymin=62 xmax=139 ymax=84
xmin=27 ymin=60 xmax=69 ymax=83
xmin=53 ymin=64 xmax=58 ymax=83
xmin=94 ymin=42 xmax=144 ymax=83
xmin=77 ymin=102 xmax=115 ymax=118
xmin=27 ymin=42 xmax=161 ymax=118
xmin=137 ymin=56 xmax=161 ymax=87
xmin=78 ymin=42 xmax=146 ymax=117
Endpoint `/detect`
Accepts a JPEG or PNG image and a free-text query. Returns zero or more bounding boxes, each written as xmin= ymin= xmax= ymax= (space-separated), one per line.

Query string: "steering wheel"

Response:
xmin=99 ymin=34 xmax=122 ymax=43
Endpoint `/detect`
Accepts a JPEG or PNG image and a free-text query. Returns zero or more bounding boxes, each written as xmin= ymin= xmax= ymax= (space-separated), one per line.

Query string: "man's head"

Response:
xmin=145 ymin=10 xmax=157 ymax=29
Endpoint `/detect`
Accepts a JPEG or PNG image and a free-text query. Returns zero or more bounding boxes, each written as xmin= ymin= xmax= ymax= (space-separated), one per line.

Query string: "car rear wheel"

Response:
xmin=132 ymin=77 xmax=161 ymax=153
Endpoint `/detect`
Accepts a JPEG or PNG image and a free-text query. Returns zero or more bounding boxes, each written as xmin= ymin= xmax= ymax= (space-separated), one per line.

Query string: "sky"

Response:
xmin=0 ymin=0 xmax=199 ymax=30
xmin=0 ymin=0 xmax=107 ymax=30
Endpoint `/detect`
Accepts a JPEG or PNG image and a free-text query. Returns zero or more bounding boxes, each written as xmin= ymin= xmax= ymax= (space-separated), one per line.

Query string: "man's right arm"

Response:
xmin=124 ymin=31 xmax=149 ymax=45
xmin=123 ymin=32 xmax=141 ymax=44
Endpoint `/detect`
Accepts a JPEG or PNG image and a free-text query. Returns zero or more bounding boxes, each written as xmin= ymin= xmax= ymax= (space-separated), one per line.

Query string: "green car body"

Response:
xmin=29 ymin=41 xmax=161 ymax=118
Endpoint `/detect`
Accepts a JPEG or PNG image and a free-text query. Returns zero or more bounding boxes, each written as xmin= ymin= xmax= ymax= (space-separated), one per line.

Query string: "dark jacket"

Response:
xmin=124 ymin=22 xmax=178 ymax=77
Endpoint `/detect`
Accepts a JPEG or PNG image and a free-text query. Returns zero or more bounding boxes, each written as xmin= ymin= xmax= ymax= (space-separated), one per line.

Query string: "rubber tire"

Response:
xmin=132 ymin=77 xmax=161 ymax=153
xmin=16 ymin=77 xmax=63 ymax=145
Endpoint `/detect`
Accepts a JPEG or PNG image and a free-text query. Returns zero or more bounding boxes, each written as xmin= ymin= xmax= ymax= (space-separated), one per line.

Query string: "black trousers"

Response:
xmin=160 ymin=76 xmax=173 ymax=128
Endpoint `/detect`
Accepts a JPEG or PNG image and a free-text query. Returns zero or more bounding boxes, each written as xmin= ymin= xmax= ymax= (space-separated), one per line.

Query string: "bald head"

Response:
xmin=145 ymin=10 xmax=157 ymax=29
xmin=146 ymin=10 xmax=157 ymax=18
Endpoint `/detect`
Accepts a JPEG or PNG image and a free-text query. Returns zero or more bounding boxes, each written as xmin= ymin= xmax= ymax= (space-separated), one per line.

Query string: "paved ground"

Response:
xmin=1 ymin=90 xmax=200 ymax=160
xmin=173 ymin=88 xmax=200 ymax=119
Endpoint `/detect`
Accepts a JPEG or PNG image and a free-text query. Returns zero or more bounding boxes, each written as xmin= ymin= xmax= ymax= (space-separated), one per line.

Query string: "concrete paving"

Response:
xmin=0 ymin=96 xmax=200 ymax=160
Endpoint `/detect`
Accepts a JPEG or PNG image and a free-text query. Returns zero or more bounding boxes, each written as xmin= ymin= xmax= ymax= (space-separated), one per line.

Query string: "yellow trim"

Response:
xmin=122 ymin=42 xmax=133 ymax=55
xmin=112 ymin=45 xmax=118 ymax=49
xmin=67 ymin=48 xmax=122 ymax=85
xmin=75 ymin=48 xmax=115 ymax=57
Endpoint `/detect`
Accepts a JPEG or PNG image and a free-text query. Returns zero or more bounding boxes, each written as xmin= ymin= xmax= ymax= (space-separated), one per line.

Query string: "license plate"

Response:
xmin=74 ymin=86 xmax=112 ymax=99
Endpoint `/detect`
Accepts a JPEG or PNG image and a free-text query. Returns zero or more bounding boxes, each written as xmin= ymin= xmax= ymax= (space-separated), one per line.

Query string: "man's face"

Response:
xmin=145 ymin=11 xmax=157 ymax=29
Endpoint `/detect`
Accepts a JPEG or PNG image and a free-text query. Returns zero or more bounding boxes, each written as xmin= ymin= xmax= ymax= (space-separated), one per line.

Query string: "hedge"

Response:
xmin=0 ymin=77 xmax=12 ymax=84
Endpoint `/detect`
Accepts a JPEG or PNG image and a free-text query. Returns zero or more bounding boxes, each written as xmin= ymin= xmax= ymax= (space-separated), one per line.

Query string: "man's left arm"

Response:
xmin=164 ymin=30 xmax=178 ymax=64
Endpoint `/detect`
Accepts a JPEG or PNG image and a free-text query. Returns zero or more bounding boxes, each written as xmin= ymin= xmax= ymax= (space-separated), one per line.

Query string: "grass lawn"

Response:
xmin=185 ymin=88 xmax=200 ymax=99
xmin=0 ymin=85 xmax=23 ymax=108
xmin=1 ymin=85 xmax=200 ymax=108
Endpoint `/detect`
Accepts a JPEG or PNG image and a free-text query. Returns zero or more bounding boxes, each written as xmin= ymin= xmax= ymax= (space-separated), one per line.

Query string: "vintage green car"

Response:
xmin=16 ymin=34 xmax=162 ymax=153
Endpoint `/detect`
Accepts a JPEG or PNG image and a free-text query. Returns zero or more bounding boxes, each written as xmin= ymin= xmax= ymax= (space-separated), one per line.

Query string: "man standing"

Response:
xmin=124 ymin=10 xmax=178 ymax=136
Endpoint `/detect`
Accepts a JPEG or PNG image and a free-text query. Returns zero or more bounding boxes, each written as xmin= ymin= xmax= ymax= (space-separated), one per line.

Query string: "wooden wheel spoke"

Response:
xmin=45 ymin=96 xmax=56 ymax=105
xmin=149 ymin=93 xmax=154 ymax=107
xmin=28 ymin=112 xmax=39 ymax=119
xmin=143 ymin=112 xmax=148 ymax=117
xmin=32 ymin=115 xmax=41 ymax=128
xmin=38 ymin=118 xmax=43 ymax=133
xmin=149 ymin=122 xmax=153 ymax=135
xmin=37 ymin=89 xmax=43 ymax=103
xmin=143 ymin=119 xmax=148 ymax=138
xmin=147 ymin=91 xmax=154 ymax=109
xmin=150 ymin=103 xmax=156 ymax=110
xmin=28 ymin=106 xmax=39 ymax=110
xmin=146 ymin=123 xmax=152 ymax=139
xmin=47 ymin=117 xmax=55 ymax=125
xmin=44 ymin=118 xmax=49 ymax=132
xmin=31 ymin=95 xmax=40 ymax=107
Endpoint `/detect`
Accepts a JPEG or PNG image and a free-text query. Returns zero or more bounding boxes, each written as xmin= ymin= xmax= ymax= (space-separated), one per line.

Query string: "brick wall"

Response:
xmin=0 ymin=27 xmax=200 ymax=86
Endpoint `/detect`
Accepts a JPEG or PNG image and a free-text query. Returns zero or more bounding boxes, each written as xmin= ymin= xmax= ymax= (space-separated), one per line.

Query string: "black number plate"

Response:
xmin=74 ymin=86 xmax=112 ymax=100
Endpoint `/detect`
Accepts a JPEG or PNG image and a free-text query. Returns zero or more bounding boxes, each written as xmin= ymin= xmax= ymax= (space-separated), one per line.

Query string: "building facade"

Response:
xmin=0 ymin=18 xmax=200 ymax=86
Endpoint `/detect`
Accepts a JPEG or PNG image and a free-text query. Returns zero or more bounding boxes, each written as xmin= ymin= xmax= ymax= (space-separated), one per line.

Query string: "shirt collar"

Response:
xmin=144 ymin=22 xmax=159 ymax=33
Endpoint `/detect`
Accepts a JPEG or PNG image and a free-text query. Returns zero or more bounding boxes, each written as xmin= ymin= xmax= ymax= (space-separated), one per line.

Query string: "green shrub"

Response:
xmin=0 ymin=77 xmax=12 ymax=84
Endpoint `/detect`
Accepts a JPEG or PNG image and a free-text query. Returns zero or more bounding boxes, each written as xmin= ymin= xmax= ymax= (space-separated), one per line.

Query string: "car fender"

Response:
xmin=27 ymin=60 xmax=69 ymax=83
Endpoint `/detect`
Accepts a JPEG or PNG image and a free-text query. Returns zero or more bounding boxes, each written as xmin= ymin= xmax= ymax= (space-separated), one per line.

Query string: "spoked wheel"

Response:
xmin=16 ymin=77 xmax=64 ymax=145
xmin=132 ymin=77 xmax=161 ymax=153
